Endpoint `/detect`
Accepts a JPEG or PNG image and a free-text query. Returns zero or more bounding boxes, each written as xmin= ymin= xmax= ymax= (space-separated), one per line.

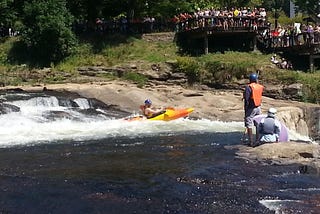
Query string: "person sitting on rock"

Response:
xmin=279 ymin=58 xmax=288 ymax=69
xmin=271 ymin=54 xmax=279 ymax=64
xmin=257 ymin=107 xmax=281 ymax=145
xmin=141 ymin=99 xmax=165 ymax=119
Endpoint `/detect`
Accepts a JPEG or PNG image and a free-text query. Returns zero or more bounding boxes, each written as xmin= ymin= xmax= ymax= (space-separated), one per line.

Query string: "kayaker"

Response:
xmin=257 ymin=107 xmax=281 ymax=145
xmin=243 ymin=72 xmax=264 ymax=146
xmin=141 ymin=99 xmax=165 ymax=119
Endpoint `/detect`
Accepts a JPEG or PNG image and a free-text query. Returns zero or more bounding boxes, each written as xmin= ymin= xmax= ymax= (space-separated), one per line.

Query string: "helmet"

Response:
xmin=267 ymin=107 xmax=277 ymax=117
xmin=144 ymin=99 xmax=152 ymax=105
xmin=249 ymin=73 xmax=258 ymax=82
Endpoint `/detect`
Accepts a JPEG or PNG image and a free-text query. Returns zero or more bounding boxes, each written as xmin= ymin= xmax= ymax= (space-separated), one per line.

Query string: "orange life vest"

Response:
xmin=249 ymin=82 xmax=264 ymax=107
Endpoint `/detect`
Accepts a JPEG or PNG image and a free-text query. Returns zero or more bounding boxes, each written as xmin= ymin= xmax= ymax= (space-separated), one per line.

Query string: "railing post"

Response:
xmin=253 ymin=36 xmax=257 ymax=51
xmin=204 ymin=33 xmax=208 ymax=54
xmin=310 ymin=55 xmax=314 ymax=72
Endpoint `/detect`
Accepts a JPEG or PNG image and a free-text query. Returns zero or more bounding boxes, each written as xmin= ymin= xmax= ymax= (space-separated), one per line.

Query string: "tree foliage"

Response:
xmin=2 ymin=0 xmax=317 ymax=28
xmin=292 ymin=0 xmax=319 ymax=14
xmin=20 ymin=0 xmax=76 ymax=65
xmin=64 ymin=0 xmax=272 ymax=21
xmin=0 ymin=0 xmax=16 ymax=26
xmin=0 ymin=0 xmax=318 ymax=66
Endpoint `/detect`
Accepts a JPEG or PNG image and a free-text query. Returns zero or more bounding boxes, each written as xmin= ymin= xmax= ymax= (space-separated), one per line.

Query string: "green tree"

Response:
xmin=293 ymin=0 xmax=319 ymax=14
xmin=66 ymin=0 xmax=268 ymax=22
xmin=21 ymin=0 xmax=76 ymax=66
xmin=0 ymin=0 xmax=16 ymax=28
xmin=66 ymin=0 xmax=87 ymax=20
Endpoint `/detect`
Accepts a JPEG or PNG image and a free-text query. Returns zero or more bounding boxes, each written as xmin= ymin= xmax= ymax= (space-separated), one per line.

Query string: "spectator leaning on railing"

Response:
xmin=173 ymin=6 xmax=268 ymax=32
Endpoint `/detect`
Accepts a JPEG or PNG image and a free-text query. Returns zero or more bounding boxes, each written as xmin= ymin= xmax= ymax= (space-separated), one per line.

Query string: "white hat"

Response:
xmin=267 ymin=108 xmax=277 ymax=117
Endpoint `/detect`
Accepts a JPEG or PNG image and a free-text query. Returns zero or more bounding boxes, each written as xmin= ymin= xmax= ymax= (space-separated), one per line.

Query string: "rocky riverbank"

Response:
xmin=1 ymin=80 xmax=320 ymax=169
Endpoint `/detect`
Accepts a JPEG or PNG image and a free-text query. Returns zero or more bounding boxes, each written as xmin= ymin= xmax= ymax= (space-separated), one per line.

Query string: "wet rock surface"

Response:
xmin=233 ymin=142 xmax=320 ymax=173
xmin=1 ymin=81 xmax=319 ymax=169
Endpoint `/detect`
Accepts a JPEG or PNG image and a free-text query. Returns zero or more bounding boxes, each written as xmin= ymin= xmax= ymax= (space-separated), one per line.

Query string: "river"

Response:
xmin=0 ymin=91 xmax=319 ymax=213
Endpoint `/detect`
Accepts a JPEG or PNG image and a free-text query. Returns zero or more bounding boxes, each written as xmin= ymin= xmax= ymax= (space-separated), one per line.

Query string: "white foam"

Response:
xmin=0 ymin=110 xmax=245 ymax=147
xmin=73 ymin=98 xmax=91 ymax=109
xmin=10 ymin=96 xmax=60 ymax=108
xmin=0 ymin=95 xmax=312 ymax=147
xmin=259 ymin=199 xmax=301 ymax=213
xmin=279 ymin=187 xmax=320 ymax=192
xmin=288 ymin=129 xmax=313 ymax=142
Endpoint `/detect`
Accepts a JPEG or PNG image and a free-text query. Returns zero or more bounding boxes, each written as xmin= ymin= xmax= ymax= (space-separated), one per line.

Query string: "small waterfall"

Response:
xmin=9 ymin=96 xmax=60 ymax=108
xmin=74 ymin=98 xmax=91 ymax=109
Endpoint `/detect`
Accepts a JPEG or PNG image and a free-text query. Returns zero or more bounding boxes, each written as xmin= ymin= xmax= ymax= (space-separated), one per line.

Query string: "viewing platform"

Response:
xmin=175 ymin=16 xmax=320 ymax=71
xmin=175 ymin=16 xmax=268 ymax=54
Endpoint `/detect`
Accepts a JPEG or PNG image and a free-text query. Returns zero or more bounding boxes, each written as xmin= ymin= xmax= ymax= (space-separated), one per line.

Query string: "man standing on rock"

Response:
xmin=243 ymin=72 xmax=264 ymax=146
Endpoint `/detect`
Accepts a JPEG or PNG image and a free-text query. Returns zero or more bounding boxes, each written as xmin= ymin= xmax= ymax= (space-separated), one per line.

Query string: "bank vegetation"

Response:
xmin=0 ymin=33 xmax=319 ymax=104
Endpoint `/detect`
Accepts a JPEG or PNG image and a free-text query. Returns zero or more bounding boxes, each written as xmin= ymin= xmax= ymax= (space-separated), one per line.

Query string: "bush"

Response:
xmin=123 ymin=72 xmax=148 ymax=88
xmin=204 ymin=61 xmax=224 ymax=82
xmin=204 ymin=60 xmax=254 ymax=83
xmin=263 ymin=69 xmax=320 ymax=103
xmin=20 ymin=0 xmax=76 ymax=66
xmin=298 ymin=74 xmax=320 ymax=103
xmin=175 ymin=57 xmax=199 ymax=84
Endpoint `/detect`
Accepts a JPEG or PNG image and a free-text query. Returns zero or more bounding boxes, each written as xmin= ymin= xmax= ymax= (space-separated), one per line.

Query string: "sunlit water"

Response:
xmin=0 ymin=91 xmax=319 ymax=213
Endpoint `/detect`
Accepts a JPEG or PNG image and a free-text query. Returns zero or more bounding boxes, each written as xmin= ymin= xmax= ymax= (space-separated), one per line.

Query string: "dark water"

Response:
xmin=0 ymin=133 xmax=319 ymax=213
xmin=0 ymin=91 xmax=319 ymax=213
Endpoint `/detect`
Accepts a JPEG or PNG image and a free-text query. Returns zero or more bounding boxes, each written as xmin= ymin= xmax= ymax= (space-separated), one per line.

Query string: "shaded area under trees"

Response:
xmin=0 ymin=0 xmax=318 ymax=66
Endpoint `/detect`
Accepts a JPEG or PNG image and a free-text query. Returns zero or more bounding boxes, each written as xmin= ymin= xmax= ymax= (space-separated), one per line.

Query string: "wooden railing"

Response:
xmin=175 ymin=16 xmax=268 ymax=32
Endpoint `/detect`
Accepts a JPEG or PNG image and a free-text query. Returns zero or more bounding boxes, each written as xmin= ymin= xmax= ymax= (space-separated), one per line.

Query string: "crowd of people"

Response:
xmin=172 ymin=7 xmax=268 ymax=32
xmin=73 ymin=7 xmax=270 ymax=35
xmin=260 ymin=23 xmax=320 ymax=48
xmin=73 ymin=16 xmax=175 ymax=35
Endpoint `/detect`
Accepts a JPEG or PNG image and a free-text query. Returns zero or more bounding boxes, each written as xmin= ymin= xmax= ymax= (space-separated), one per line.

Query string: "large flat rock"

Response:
xmin=2 ymin=81 xmax=320 ymax=169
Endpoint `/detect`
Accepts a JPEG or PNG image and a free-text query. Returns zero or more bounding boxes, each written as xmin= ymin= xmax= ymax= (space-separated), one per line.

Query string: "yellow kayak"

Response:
xmin=124 ymin=107 xmax=194 ymax=122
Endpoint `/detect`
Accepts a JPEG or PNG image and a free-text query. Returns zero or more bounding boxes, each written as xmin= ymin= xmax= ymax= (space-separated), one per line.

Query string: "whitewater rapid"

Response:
xmin=0 ymin=92 xmax=311 ymax=147
xmin=0 ymin=113 xmax=245 ymax=147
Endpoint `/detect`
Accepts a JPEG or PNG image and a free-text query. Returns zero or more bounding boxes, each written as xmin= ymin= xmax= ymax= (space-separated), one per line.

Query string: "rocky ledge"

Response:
xmin=233 ymin=142 xmax=320 ymax=175
xmin=1 ymin=79 xmax=319 ymax=170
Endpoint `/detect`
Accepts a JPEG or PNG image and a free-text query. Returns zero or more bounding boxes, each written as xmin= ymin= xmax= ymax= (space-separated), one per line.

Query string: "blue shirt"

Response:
xmin=244 ymin=85 xmax=255 ymax=109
